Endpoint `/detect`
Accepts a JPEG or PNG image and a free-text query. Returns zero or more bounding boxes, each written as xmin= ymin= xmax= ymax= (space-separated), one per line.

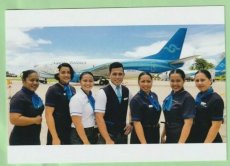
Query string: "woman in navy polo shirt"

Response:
xmin=45 ymin=63 xmax=76 ymax=145
xmin=161 ymin=69 xmax=195 ymax=143
xmin=69 ymin=72 xmax=98 ymax=144
xmin=9 ymin=70 xmax=44 ymax=145
xmin=189 ymin=70 xmax=224 ymax=143
xmin=130 ymin=72 xmax=161 ymax=144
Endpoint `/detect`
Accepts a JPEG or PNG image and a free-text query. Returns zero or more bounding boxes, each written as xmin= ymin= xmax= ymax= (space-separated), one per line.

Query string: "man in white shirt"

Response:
xmin=95 ymin=62 xmax=132 ymax=144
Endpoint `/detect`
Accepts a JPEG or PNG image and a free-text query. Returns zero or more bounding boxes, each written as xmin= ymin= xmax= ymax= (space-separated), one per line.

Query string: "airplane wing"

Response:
xmin=169 ymin=55 xmax=199 ymax=65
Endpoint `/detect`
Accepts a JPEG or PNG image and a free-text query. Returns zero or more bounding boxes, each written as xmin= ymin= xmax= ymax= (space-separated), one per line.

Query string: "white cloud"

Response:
xmin=6 ymin=27 xmax=52 ymax=54
xmin=123 ymin=41 xmax=166 ymax=58
xmin=185 ymin=31 xmax=225 ymax=56
xmin=6 ymin=51 xmax=88 ymax=74
xmin=122 ymin=31 xmax=225 ymax=60
xmin=6 ymin=27 xmax=55 ymax=74
xmin=37 ymin=38 xmax=52 ymax=44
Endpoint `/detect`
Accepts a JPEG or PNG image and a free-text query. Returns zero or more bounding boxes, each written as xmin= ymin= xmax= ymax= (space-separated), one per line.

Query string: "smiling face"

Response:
xmin=80 ymin=73 xmax=94 ymax=94
xmin=109 ymin=67 xmax=125 ymax=86
xmin=169 ymin=73 xmax=185 ymax=92
xmin=23 ymin=72 xmax=39 ymax=92
xmin=194 ymin=72 xmax=212 ymax=92
xmin=58 ymin=66 xmax=71 ymax=84
xmin=138 ymin=74 xmax=152 ymax=94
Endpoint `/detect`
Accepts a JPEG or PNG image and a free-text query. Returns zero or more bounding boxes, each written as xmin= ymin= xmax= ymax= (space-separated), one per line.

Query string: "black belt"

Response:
xmin=161 ymin=121 xmax=183 ymax=125
xmin=71 ymin=126 xmax=97 ymax=132
xmin=84 ymin=127 xmax=96 ymax=132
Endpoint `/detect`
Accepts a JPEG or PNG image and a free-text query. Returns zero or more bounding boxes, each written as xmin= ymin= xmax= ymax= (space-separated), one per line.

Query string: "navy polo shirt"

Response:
xmin=189 ymin=92 xmax=224 ymax=143
xmin=195 ymin=92 xmax=224 ymax=124
xmin=45 ymin=83 xmax=76 ymax=129
xmin=163 ymin=89 xmax=196 ymax=124
xmin=45 ymin=83 xmax=76 ymax=144
xmin=130 ymin=90 xmax=161 ymax=126
xmin=10 ymin=87 xmax=44 ymax=145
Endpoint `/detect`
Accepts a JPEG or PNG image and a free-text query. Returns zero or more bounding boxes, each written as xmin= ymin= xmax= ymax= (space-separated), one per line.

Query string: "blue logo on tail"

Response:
xmin=163 ymin=44 xmax=180 ymax=53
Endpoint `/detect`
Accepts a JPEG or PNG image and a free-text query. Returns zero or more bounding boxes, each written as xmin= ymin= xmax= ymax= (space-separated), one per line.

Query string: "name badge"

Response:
xmin=149 ymin=105 xmax=153 ymax=108
xmin=123 ymin=97 xmax=128 ymax=101
xmin=201 ymin=102 xmax=207 ymax=107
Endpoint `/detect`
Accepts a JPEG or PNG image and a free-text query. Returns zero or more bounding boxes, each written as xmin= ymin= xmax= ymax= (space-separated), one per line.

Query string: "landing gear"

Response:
xmin=39 ymin=78 xmax=47 ymax=84
xmin=99 ymin=77 xmax=109 ymax=85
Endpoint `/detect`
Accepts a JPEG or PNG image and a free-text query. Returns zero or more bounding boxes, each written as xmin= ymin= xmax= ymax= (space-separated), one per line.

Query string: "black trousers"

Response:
xmin=47 ymin=128 xmax=71 ymax=145
xmin=97 ymin=132 xmax=128 ymax=144
xmin=70 ymin=127 xmax=98 ymax=144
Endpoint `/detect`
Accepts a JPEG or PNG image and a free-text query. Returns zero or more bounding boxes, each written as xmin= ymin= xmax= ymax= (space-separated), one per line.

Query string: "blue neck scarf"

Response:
xmin=63 ymin=84 xmax=73 ymax=101
xmin=22 ymin=87 xmax=43 ymax=110
xmin=87 ymin=91 xmax=95 ymax=111
xmin=163 ymin=91 xmax=174 ymax=112
xmin=140 ymin=90 xmax=161 ymax=111
xmin=32 ymin=93 xmax=44 ymax=110
xmin=195 ymin=87 xmax=214 ymax=105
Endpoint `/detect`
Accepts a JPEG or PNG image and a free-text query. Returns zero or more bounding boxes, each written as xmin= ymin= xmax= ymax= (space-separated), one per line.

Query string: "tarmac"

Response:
xmin=7 ymin=79 xmax=227 ymax=145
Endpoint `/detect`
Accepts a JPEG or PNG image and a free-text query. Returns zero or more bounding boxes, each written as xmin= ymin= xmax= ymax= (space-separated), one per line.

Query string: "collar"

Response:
xmin=172 ymin=88 xmax=185 ymax=96
xmin=80 ymin=88 xmax=92 ymax=97
xmin=57 ymin=82 xmax=70 ymax=89
xmin=21 ymin=87 xmax=35 ymax=95
xmin=109 ymin=81 xmax=122 ymax=91
xmin=200 ymin=87 xmax=213 ymax=94
xmin=139 ymin=89 xmax=151 ymax=98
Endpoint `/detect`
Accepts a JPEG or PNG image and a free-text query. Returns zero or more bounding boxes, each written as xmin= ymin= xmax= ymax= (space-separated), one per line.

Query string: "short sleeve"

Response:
xmin=95 ymin=89 xmax=107 ymax=113
xmin=210 ymin=98 xmax=224 ymax=121
xmin=69 ymin=95 xmax=83 ymax=116
xmin=10 ymin=96 xmax=25 ymax=114
xmin=130 ymin=98 xmax=142 ymax=121
xmin=182 ymin=95 xmax=196 ymax=119
xmin=45 ymin=86 xmax=56 ymax=107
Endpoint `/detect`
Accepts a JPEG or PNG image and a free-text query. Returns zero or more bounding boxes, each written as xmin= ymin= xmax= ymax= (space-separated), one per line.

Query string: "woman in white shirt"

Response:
xmin=69 ymin=72 xmax=98 ymax=144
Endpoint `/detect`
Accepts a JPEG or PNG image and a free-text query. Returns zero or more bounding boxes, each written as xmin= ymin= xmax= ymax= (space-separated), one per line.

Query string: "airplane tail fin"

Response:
xmin=143 ymin=28 xmax=187 ymax=60
xmin=215 ymin=57 xmax=225 ymax=71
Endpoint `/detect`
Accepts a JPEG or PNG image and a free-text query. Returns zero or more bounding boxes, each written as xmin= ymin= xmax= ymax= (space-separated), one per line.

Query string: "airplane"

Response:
xmin=214 ymin=57 xmax=226 ymax=77
xmin=158 ymin=56 xmax=226 ymax=81
xmin=34 ymin=28 xmax=197 ymax=85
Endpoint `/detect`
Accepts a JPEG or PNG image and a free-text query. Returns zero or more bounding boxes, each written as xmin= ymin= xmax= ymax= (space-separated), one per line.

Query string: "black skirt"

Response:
xmin=188 ymin=124 xmax=223 ymax=143
xmin=131 ymin=124 xmax=160 ymax=144
xmin=10 ymin=126 xmax=41 ymax=145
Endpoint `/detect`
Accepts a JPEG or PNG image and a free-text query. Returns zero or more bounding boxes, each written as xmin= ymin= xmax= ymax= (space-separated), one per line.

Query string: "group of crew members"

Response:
xmin=9 ymin=62 xmax=224 ymax=145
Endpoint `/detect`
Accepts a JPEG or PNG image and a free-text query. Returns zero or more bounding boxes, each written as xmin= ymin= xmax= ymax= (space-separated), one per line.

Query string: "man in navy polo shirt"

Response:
xmin=95 ymin=62 xmax=132 ymax=144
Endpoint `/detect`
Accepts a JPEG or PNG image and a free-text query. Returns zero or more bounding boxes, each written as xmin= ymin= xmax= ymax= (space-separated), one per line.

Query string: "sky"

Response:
xmin=5 ymin=8 xmax=225 ymax=75
xmin=6 ymin=25 xmax=225 ymax=74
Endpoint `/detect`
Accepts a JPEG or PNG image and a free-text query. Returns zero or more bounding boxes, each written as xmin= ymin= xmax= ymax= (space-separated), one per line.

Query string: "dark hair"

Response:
xmin=195 ymin=70 xmax=212 ymax=79
xmin=169 ymin=69 xmax=185 ymax=81
xmin=79 ymin=71 xmax=94 ymax=81
xmin=109 ymin=62 xmax=124 ymax=73
xmin=138 ymin=72 xmax=153 ymax=82
xmin=21 ymin=70 xmax=37 ymax=81
xmin=54 ymin=63 xmax=75 ymax=81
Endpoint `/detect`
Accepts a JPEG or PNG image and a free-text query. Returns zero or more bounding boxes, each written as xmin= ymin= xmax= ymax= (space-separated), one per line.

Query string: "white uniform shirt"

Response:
xmin=69 ymin=88 xmax=95 ymax=128
xmin=95 ymin=81 xmax=132 ymax=113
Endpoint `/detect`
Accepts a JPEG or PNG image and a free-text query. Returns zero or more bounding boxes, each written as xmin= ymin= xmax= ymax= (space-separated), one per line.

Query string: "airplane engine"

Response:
xmin=71 ymin=72 xmax=80 ymax=83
